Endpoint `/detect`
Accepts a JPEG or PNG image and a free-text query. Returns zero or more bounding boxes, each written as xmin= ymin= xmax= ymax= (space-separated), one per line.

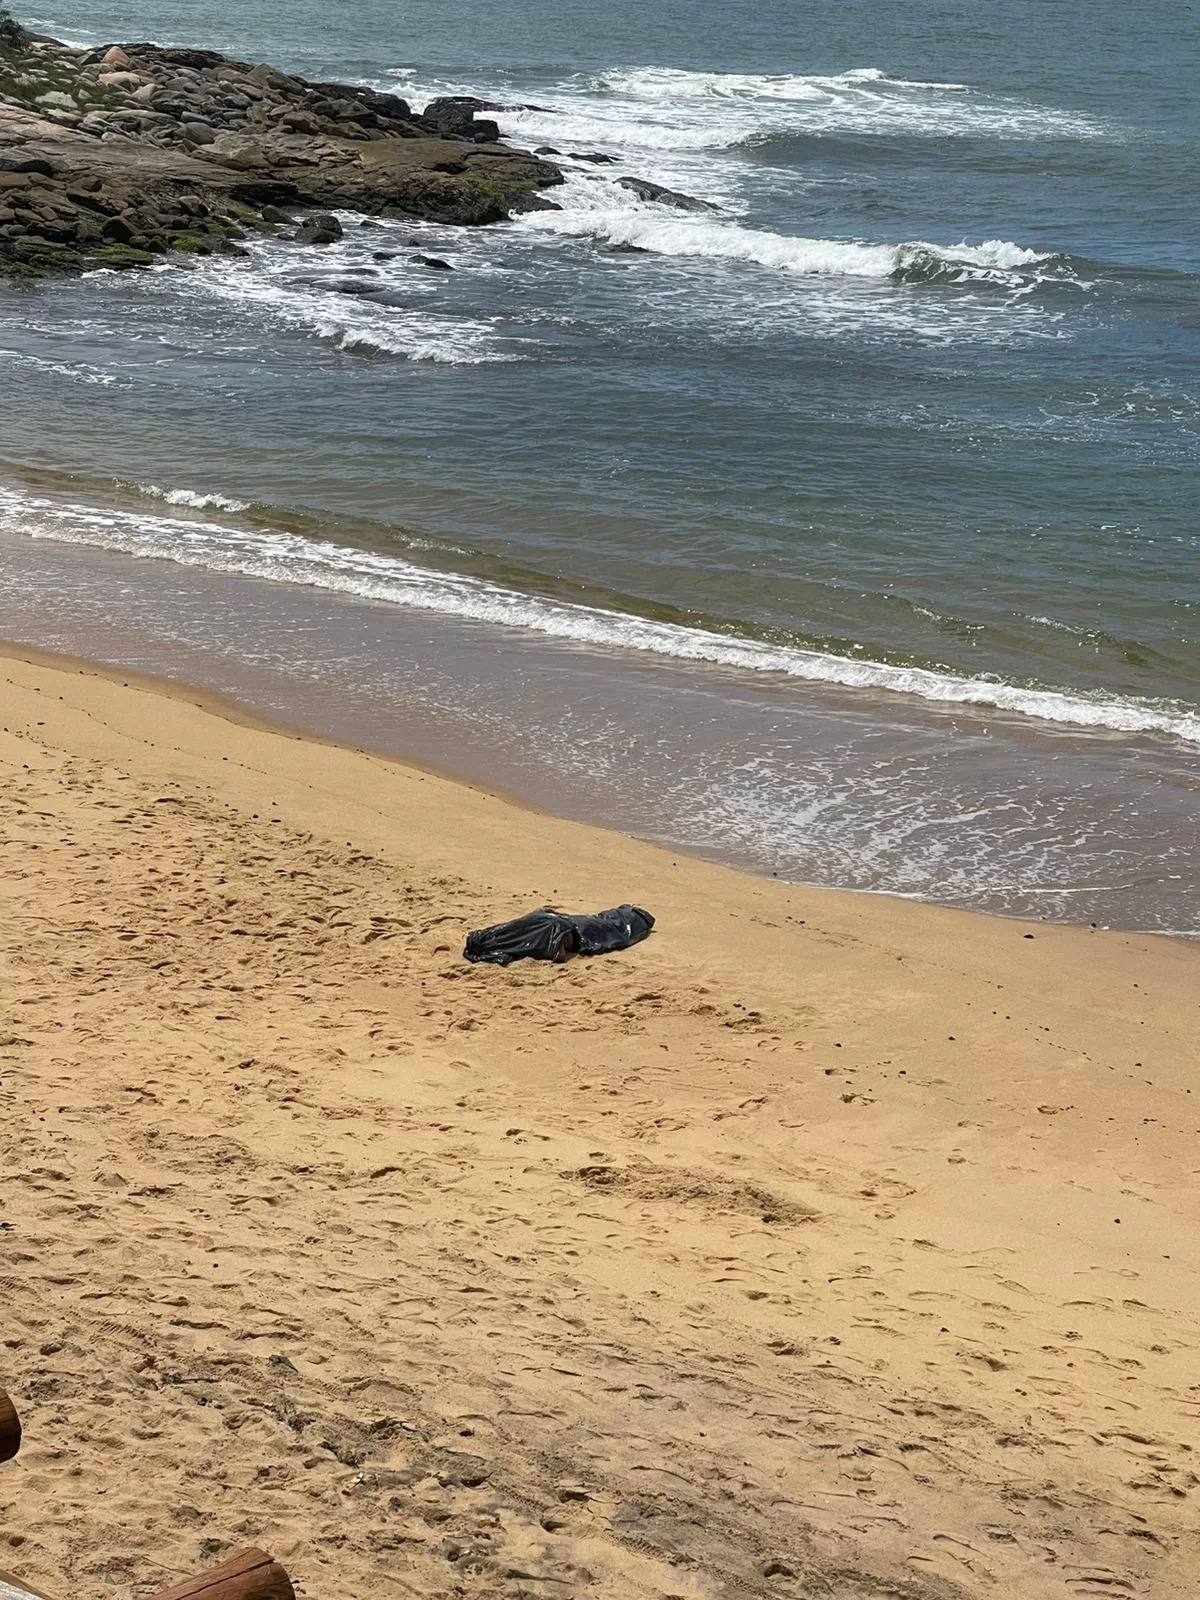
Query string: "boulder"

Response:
xmin=278 ymin=109 xmax=320 ymax=134
xmin=295 ymin=211 xmax=343 ymax=245
xmin=413 ymin=253 xmax=452 ymax=270
xmin=423 ymin=96 xmax=501 ymax=139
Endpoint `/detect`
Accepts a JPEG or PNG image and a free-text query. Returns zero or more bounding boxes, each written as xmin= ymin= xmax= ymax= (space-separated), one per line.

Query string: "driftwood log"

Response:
xmin=0 ymin=1549 xmax=292 ymax=1600
xmin=0 ymin=1390 xmax=20 ymax=1463
xmin=148 ymin=1549 xmax=295 ymax=1600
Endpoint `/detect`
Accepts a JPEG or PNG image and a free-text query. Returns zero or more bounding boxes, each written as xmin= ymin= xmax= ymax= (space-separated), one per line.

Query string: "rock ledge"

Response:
xmin=0 ymin=24 xmax=562 ymax=277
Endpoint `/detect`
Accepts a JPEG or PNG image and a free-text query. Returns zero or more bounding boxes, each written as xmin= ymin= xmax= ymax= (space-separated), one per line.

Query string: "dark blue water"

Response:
xmin=1 ymin=0 xmax=1197 ymax=927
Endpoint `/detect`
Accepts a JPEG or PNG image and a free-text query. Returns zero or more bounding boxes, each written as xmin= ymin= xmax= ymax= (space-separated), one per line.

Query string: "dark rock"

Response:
xmin=307 ymin=82 xmax=414 ymax=124
xmin=617 ymin=176 xmax=720 ymax=213
xmin=327 ymin=275 xmax=379 ymax=296
xmin=259 ymin=204 xmax=293 ymax=224
xmin=154 ymin=48 xmax=234 ymax=71
xmin=376 ymin=171 xmax=513 ymax=226
xmin=569 ymin=151 xmax=618 ymax=165
xmin=0 ymin=156 xmax=58 ymax=178
xmin=423 ymin=96 xmax=502 ymax=140
xmin=101 ymin=213 xmax=135 ymax=243
xmin=227 ymin=180 xmax=305 ymax=208
xmin=413 ymin=253 xmax=453 ymax=271
xmin=508 ymin=192 xmax=562 ymax=214
xmin=534 ymin=146 xmax=561 ymax=156
xmin=471 ymin=120 xmax=502 ymax=144
xmin=296 ymin=212 xmax=343 ymax=245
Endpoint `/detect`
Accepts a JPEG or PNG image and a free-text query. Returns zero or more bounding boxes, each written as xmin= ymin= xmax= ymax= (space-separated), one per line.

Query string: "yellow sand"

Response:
xmin=0 ymin=644 xmax=1197 ymax=1600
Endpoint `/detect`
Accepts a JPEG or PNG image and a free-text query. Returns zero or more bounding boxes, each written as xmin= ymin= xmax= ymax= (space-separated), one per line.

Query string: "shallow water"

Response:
xmin=1 ymin=0 xmax=1197 ymax=928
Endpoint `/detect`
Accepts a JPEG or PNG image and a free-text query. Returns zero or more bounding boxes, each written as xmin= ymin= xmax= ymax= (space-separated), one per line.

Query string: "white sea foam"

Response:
xmin=385 ymin=65 xmax=1078 ymax=315
xmin=3 ymin=484 xmax=1196 ymax=747
xmin=389 ymin=61 xmax=1112 ymax=156
xmin=136 ymin=242 xmax=524 ymax=364
xmin=0 ymin=350 xmax=118 ymax=385
xmin=517 ymin=171 xmax=1058 ymax=289
xmin=139 ymin=484 xmax=252 ymax=512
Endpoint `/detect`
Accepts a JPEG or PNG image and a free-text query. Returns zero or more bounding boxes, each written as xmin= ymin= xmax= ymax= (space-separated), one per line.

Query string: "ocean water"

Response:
xmin=1 ymin=0 xmax=1197 ymax=929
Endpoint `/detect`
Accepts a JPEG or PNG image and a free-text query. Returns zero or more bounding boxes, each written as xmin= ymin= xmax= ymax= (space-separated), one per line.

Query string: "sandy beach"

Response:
xmin=0 ymin=642 xmax=1197 ymax=1600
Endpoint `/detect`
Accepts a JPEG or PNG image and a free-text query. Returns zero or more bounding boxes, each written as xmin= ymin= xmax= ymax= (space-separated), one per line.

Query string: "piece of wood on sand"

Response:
xmin=148 ymin=1548 xmax=295 ymax=1600
xmin=0 ymin=1575 xmax=52 ymax=1600
xmin=0 ymin=1390 xmax=20 ymax=1463
xmin=0 ymin=1550 xmax=293 ymax=1600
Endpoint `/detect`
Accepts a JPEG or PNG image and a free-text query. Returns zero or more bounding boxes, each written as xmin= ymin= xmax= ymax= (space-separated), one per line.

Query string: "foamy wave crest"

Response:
xmin=595 ymin=65 xmax=971 ymax=99
xmin=4 ymin=485 xmax=1196 ymax=746
xmin=521 ymin=178 xmax=1058 ymax=285
xmin=138 ymin=485 xmax=251 ymax=512
xmin=392 ymin=61 xmax=1111 ymax=157
xmin=586 ymin=65 xmax=1110 ymax=142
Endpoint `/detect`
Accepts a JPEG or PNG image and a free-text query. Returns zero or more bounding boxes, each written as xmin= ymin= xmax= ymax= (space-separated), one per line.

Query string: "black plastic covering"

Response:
xmin=463 ymin=904 xmax=655 ymax=966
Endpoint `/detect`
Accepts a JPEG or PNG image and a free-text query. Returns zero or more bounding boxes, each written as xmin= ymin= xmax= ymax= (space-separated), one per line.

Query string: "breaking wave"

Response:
xmin=389 ymin=60 xmax=1114 ymax=156
xmin=525 ymin=200 xmax=1059 ymax=286
xmin=2 ymin=483 xmax=1196 ymax=746
xmin=516 ymin=173 xmax=1065 ymax=291
xmin=138 ymin=484 xmax=252 ymax=512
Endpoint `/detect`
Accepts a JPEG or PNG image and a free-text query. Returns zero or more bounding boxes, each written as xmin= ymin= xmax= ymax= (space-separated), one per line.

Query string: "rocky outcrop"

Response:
xmin=0 ymin=27 xmax=563 ymax=277
xmin=422 ymin=96 xmax=502 ymax=142
xmin=617 ymin=176 xmax=719 ymax=213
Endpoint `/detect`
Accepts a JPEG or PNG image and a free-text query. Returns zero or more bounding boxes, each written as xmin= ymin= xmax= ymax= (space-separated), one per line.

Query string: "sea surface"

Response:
xmin=1 ymin=0 xmax=1197 ymax=930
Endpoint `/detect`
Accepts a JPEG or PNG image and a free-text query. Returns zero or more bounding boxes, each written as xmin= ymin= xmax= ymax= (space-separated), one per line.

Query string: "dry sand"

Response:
xmin=0 ymin=644 xmax=1197 ymax=1600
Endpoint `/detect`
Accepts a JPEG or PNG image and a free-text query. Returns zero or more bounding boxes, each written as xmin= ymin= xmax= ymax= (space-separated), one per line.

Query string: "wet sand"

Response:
xmin=1 ymin=643 xmax=1198 ymax=1600
xmin=0 ymin=520 xmax=1196 ymax=933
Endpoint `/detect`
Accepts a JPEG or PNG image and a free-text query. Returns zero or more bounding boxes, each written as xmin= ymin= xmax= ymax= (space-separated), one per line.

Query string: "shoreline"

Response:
xmin=0 ymin=501 xmax=1194 ymax=935
xmin=3 ymin=630 xmax=1198 ymax=964
xmin=1 ymin=632 xmax=1198 ymax=1599
xmin=0 ymin=632 xmax=1193 ymax=944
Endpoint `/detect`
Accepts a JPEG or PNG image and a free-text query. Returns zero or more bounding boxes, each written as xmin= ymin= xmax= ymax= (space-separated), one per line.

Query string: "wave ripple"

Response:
xmin=2 ymin=484 xmax=1195 ymax=747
